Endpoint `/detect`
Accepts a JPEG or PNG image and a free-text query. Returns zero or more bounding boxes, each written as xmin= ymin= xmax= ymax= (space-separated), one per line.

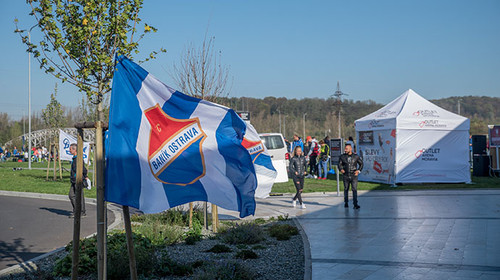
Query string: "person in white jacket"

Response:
xmin=306 ymin=137 xmax=319 ymax=178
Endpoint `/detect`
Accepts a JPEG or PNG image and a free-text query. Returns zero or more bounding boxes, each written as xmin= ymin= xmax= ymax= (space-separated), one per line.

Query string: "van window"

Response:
xmin=260 ymin=136 xmax=285 ymax=150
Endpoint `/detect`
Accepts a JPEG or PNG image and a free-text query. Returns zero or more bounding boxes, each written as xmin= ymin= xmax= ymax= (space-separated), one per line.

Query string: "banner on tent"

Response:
xmin=358 ymin=129 xmax=396 ymax=184
xmin=59 ymin=130 xmax=90 ymax=164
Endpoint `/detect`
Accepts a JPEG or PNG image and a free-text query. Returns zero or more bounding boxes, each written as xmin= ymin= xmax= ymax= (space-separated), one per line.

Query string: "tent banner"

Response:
xmin=357 ymin=129 xmax=396 ymax=184
xmin=59 ymin=129 xmax=91 ymax=164
xmin=395 ymin=130 xmax=470 ymax=183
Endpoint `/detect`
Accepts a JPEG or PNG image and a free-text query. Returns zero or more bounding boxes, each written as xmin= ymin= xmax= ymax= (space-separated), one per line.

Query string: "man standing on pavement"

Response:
xmin=338 ymin=143 xmax=363 ymax=209
xmin=69 ymin=143 xmax=88 ymax=218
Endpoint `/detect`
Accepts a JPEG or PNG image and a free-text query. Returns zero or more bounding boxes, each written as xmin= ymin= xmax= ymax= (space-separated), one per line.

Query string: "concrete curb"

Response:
xmin=0 ymin=191 xmax=123 ymax=277
xmin=293 ymin=217 xmax=312 ymax=280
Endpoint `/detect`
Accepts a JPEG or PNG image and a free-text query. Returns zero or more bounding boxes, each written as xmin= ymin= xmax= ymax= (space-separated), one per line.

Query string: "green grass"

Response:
xmin=0 ymin=161 xmax=97 ymax=198
xmin=1 ymin=161 xmax=498 ymax=196
xmin=271 ymin=173 xmax=500 ymax=193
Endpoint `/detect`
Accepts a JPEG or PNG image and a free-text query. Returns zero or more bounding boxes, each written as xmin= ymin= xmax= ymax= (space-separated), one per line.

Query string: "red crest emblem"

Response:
xmin=144 ymin=104 xmax=207 ymax=185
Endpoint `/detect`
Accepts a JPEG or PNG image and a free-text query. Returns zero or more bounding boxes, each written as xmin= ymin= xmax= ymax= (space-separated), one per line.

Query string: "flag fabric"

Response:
xmin=105 ymin=56 xmax=276 ymax=218
xmin=59 ymin=129 xmax=90 ymax=164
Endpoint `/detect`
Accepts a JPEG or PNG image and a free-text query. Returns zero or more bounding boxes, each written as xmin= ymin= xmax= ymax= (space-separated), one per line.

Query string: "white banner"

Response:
xmin=396 ymin=130 xmax=470 ymax=183
xmin=59 ymin=129 xmax=91 ymax=164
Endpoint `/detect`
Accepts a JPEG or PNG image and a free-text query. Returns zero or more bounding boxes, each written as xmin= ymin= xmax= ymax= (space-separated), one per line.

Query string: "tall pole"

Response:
xmin=71 ymin=129 xmax=85 ymax=280
xmin=303 ymin=113 xmax=307 ymax=139
xmin=96 ymin=103 xmax=107 ymax=280
xmin=338 ymin=110 xmax=341 ymax=139
xmin=458 ymin=99 xmax=461 ymax=115
xmin=283 ymin=115 xmax=286 ymax=140
xmin=332 ymin=81 xmax=347 ymax=140
xmin=28 ymin=29 xmax=33 ymax=170
xmin=278 ymin=109 xmax=282 ymax=134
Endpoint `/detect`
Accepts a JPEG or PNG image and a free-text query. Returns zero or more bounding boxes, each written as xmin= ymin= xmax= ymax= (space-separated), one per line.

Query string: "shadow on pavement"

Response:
xmin=0 ymin=238 xmax=41 ymax=273
xmin=39 ymin=207 xmax=72 ymax=217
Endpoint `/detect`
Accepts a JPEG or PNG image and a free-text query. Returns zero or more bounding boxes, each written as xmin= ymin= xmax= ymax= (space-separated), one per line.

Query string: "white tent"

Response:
xmin=355 ymin=89 xmax=470 ymax=184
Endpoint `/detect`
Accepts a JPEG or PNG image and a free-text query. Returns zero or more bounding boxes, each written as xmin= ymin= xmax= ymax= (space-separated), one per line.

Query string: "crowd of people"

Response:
xmin=0 ymin=145 xmax=49 ymax=163
xmin=285 ymin=134 xmax=363 ymax=210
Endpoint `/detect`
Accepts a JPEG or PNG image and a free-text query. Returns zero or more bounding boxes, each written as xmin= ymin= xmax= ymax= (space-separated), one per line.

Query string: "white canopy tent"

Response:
xmin=355 ymin=89 xmax=471 ymax=184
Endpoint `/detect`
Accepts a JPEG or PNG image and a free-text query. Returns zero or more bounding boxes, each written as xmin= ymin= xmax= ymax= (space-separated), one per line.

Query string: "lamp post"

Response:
xmin=278 ymin=109 xmax=281 ymax=134
xmin=303 ymin=113 xmax=307 ymax=139
xmin=28 ymin=25 xmax=36 ymax=170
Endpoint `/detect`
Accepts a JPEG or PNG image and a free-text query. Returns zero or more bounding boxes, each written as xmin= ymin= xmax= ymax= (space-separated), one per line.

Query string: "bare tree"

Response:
xmin=172 ymin=36 xmax=231 ymax=103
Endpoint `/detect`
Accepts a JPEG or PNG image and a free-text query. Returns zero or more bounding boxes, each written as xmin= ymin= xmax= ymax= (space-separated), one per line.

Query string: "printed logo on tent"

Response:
xmin=418 ymin=120 xmax=447 ymax=128
xmin=413 ymin=110 xmax=440 ymax=117
xmin=242 ymin=138 xmax=265 ymax=162
xmin=145 ymin=104 xmax=207 ymax=185
xmin=375 ymin=110 xmax=397 ymax=118
xmin=414 ymin=148 xmax=440 ymax=161
xmin=368 ymin=120 xmax=384 ymax=129
xmin=390 ymin=129 xmax=396 ymax=138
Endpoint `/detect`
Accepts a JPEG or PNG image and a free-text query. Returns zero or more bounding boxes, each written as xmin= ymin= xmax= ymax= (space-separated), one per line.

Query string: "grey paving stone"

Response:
xmin=216 ymin=189 xmax=500 ymax=280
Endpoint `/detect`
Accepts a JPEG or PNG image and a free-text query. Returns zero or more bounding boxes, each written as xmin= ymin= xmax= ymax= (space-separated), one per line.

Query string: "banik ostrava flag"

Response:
xmin=105 ymin=56 xmax=276 ymax=218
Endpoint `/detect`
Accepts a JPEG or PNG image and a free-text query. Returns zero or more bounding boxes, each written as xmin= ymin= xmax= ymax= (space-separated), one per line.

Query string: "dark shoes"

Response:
xmin=69 ymin=212 xmax=87 ymax=218
xmin=344 ymin=203 xmax=348 ymax=208
xmin=353 ymin=205 xmax=360 ymax=209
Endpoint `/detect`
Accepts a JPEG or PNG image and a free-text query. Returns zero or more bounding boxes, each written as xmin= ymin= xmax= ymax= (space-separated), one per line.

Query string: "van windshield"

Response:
xmin=260 ymin=135 xmax=285 ymax=150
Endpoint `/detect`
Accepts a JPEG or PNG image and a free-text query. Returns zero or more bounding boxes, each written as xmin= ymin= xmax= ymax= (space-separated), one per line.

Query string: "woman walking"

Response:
xmin=290 ymin=146 xmax=308 ymax=209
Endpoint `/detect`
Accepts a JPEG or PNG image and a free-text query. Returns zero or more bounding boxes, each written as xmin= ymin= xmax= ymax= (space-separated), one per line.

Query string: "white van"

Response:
xmin=259 ymin=133 xmax=289 ymax=183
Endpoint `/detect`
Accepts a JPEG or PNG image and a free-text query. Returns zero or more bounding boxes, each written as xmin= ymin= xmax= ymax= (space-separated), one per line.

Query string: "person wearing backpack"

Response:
xmin=306 ymin=136 xmax=319 ymax=178
xmin=318 ymin=140 xmax=330 ymax=180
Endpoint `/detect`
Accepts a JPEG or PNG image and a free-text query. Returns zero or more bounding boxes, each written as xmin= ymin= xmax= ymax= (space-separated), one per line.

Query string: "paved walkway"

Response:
xmin=220 ymin=189 xmax=500 ymax=280
xmin=0 ymin=191 xmax=118 ymax=273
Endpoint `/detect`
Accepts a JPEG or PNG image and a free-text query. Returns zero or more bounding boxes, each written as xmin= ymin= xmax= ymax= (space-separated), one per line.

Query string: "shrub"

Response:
xmin=205 ymin=244 xmax=232 ymax=253
xmin=235 ymin=249 xmax=258 ymax=260
xmin=132 ymin=222 xmax=184 ymax=246
xmin=252 ymin=244 xmax=267 ymax=250
xmin=220 ymin=223 xmax=265 ymax=245
xmin=185 ymin=217 xmax=203 ymax=245
xmin=254 ymin=218 xmax=266 ymax=225
xmin=185 ymin=232 xmax=202 ymax=245
xmin=269 ymin=223 xmax=299 ymax=241
xmin=154 ymin=251 xmax=193 ymax=277
xmin=54 ymin=232 xmax=156 ymax=279
xmin=277 ymin=214 xmax=289 ymax=221
xmin=193 ymin=260 xmax=256 ymax=280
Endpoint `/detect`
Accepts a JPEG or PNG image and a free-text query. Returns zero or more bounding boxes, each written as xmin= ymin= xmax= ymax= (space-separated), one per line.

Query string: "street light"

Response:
xmin=303 ymin=113 xmax=307 ymax=139
xmin=28 ymin=24 xmax=37 ymax=170
xmin=278 ymin=109 xmax=281 ymax=134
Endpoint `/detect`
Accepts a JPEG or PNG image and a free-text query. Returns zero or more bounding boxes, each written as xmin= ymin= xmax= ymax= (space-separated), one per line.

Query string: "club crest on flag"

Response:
xmin=241 ymin=138 xmax=264 ymax=162
xmin=144 ymin=104 xmax=207 ymax=185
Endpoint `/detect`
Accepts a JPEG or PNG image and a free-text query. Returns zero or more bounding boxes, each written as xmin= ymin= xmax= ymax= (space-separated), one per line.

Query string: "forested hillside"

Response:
xmin=1 ymin=95 xmax=498 ymax=148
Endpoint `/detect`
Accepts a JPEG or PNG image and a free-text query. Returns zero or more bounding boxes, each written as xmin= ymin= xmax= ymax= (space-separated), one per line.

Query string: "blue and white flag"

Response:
xmin=59 ymin=129 xmax=90 ymax=164
xmin=105 ymin=56 xmax=276 ymax=218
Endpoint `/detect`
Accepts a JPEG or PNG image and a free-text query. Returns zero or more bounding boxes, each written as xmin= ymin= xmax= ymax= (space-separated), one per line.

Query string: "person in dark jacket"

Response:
xmin=338 ymin=143 xmax=363 ymax=209
xmin=69 ymin=143 xmax=88 ymax=218
xmin=289 ymin=146 xmax=308 ymax=209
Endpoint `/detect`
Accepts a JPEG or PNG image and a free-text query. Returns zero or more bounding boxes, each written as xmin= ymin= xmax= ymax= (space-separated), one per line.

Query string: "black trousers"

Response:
xmin=293 ymin=176 xmax=304 ymax=204
xmin=309 ymin=156 xmax=318 ymax=175
xmin=343 ymin=175 xmax=358 ymax=206
xmin=69 ymin=183 xmax=86 ymax=214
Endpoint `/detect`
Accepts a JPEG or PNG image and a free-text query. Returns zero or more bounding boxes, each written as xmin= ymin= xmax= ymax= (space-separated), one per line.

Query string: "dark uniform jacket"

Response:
xmin=70 ymin=155 xmax=88 ymax=184
xmin=338 ymin=153 xmax=363 ymax=176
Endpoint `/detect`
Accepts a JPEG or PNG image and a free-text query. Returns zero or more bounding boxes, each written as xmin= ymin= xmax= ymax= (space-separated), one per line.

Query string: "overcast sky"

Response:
xmin=1 ymin=0 xmax=499 ymax=119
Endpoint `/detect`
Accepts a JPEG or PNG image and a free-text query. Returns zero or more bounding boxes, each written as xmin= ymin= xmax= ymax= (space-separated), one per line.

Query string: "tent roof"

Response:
xmin=355 ymin=89 xmax=470 ymax=131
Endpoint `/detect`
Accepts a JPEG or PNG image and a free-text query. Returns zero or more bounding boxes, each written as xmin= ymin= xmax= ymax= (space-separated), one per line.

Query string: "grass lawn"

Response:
xmin=271 ymin=173 xmax=500 ymax=193
xmin=0 ymin=161 xmax=97 ymax=198
xmin=1 ymin=161 xmax=499 ymax=196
